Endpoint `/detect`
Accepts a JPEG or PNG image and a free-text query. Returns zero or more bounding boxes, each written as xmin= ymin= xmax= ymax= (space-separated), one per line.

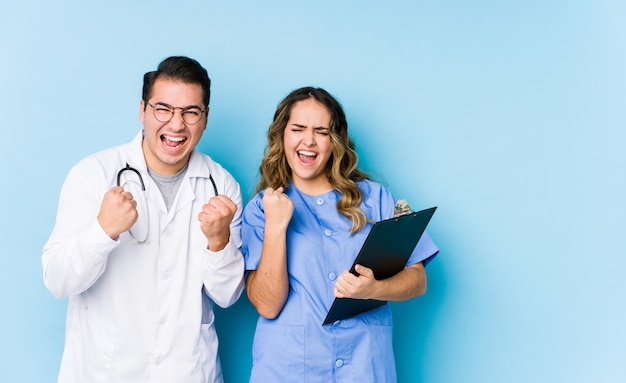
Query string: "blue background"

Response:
xmin=1 ymin=1 xmax=625 ymax=382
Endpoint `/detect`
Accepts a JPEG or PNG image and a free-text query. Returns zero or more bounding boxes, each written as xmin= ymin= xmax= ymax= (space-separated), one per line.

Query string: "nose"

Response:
xmin=303 ymin=128 xmax=316 ymax=146
xmin=169 ymin=110 xmax=186 ymax=130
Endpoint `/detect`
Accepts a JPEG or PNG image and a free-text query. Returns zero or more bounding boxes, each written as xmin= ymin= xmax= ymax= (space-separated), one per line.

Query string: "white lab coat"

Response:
xmin=42 ymin=131 xmax=245 ymax=383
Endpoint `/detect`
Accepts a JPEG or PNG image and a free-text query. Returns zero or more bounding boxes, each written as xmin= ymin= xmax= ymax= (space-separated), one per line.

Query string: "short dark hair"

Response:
xmin=142 ymin=56 xmax=211 ymax=107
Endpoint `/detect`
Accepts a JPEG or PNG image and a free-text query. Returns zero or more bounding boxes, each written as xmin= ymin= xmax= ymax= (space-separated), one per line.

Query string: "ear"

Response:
xmin=203 ymin=106 xmax=210 ymax=131
xmin=139 ymin=100 xmax=146 ymax=123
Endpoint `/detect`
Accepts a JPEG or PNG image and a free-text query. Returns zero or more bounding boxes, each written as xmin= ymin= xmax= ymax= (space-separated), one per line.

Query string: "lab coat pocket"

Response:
xmin=80 ymin=304 xmax=117 ymax=382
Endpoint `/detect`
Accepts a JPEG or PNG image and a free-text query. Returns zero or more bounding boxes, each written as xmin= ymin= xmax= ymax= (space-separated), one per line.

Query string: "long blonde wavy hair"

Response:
xmin=257 ymin=87 xmax=370 ymax=234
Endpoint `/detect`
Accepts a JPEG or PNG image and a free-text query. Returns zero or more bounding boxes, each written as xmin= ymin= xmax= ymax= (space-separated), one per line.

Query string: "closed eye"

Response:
xmin=315 ymin=127 xmax=330 ymax=136
xmin=155 ymin=105 xmax=173 ymax=113
xmin=184 ymin=109 xmax=202 ymax=117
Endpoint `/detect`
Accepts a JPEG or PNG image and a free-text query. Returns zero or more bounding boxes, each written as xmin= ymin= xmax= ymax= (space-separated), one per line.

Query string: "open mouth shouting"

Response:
xmin=162 ymin=134 xmax=187 ymax=150
xmin=297 ymin=150 xmax=317 ymax=164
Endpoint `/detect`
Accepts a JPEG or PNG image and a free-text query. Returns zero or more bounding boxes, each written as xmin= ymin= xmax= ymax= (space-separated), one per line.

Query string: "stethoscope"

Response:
xmin=116 ymin=163 xmax=218 ymax=243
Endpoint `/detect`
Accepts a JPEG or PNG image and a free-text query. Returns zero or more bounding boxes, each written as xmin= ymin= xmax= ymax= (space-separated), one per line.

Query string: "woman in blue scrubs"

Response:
xmin=242 ymin=87 xmax=439 ymax=382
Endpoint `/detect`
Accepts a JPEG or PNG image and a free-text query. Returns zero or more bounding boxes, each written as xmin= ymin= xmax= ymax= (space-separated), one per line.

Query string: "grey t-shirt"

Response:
xmin=147 ymin=164 xmax=188 ymax=211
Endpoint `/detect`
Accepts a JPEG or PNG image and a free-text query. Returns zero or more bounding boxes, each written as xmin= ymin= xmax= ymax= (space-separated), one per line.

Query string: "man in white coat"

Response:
xmin=42 ymin=56 xmax=245 ymax=383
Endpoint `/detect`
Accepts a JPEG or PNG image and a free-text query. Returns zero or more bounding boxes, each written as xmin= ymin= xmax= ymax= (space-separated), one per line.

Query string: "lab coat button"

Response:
xmin=335 ymin=358 xmax=344 ymax=367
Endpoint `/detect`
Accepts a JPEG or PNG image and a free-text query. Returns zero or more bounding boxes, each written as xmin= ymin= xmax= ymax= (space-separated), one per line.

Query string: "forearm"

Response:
xmin=42 ymin=220 xmax=116 ymax=298
xmin=202 ymin=241 xmax=245 ymax=308
xmin=371 ymin=263 xmax=427 ymax=302
xmin=246 ymin=229 xmax=289 ymax=319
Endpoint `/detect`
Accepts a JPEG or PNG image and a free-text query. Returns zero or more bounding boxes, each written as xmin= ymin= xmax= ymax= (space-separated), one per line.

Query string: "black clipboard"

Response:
xmin=322 ymin=206 xmax=437 ymax=325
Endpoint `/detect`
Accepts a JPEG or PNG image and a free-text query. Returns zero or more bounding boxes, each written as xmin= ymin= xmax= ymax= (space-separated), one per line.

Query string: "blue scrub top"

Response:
xmin=242 ymin=180 xmax=438 ymax=382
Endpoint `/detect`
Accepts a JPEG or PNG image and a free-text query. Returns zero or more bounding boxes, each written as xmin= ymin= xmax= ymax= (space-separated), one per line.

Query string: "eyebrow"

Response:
xmin=154 ymin=101 xmax=203 ymax=110
xmin=290 ymin=123 xmax=329 ymax=130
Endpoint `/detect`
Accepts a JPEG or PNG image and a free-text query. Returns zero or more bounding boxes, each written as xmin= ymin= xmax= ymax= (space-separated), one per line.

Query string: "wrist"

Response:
xmin=207 ymin=237 xmax=229 ymax=252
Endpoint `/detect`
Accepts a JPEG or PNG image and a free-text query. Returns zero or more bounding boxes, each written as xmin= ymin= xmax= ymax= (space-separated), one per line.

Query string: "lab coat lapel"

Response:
xmin=167 ymin=150 xmax=209 ymax=220
xmin=124 ymin=133 xmax=168 ymax=214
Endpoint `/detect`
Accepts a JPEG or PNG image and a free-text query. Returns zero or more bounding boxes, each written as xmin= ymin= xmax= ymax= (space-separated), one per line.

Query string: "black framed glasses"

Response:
xmin=145 ymin=101 xmax=207 ymax=125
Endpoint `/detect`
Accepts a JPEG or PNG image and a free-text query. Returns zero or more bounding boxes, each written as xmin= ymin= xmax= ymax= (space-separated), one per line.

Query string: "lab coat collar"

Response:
xmin=125 ymin=131 xmax=148 ymax=174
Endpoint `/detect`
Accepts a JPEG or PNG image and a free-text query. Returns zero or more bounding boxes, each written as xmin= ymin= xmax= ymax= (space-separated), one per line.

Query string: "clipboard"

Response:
xmin=322 ymin=206 xmax=437 ymax=325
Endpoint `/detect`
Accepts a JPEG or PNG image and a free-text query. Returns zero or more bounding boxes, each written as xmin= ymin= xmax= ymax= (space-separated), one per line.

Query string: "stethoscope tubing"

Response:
xmin=117 ymin=163 xmax=146 ymax=190
xmin=116 ymin=163 xmax=218 ymax=195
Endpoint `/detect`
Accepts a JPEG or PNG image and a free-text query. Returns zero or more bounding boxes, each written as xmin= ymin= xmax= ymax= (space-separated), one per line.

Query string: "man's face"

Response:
xmin=139 ymin=78 xmax=208 ymax=175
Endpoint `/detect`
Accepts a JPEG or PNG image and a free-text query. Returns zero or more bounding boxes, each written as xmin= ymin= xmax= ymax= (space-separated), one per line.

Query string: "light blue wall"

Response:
xmin=1 ymin=1 xmax=624 ymax=382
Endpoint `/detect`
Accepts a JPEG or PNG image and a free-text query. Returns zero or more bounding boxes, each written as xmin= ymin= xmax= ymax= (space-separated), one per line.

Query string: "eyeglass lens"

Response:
xmin=150 ymin=102 xmax=204 ymax=124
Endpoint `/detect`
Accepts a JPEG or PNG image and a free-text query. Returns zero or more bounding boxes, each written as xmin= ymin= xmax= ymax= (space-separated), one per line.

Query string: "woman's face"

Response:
xmin=283 ymin=98 xmax=333 ymax=195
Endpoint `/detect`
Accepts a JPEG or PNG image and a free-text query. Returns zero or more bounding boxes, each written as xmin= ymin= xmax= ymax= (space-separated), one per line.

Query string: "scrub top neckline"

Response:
xmin=288 ymin=181 xmax=336 ymax=198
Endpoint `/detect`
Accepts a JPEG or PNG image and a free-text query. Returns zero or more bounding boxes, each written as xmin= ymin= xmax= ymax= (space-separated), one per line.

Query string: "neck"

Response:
xmin=292 ymin=177 xmax=334 ymax=196
xmin=142 ymin=140 xmax=190 ymax=176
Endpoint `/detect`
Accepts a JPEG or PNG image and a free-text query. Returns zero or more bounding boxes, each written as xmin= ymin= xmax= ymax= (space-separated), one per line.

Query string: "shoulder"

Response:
xmin=58 ymin=140 xmax=137 ymax=198
xmin=243 ymin=190 xmax=264 ymax=212
xmin=71 ymin=133 xmax=140 ymax=173
xmin=357 ymin=179 xmax=396 ymax=220
xmin=68 ymin=141 xmax=132 ymax=180
xmin=242 ymin=190 xmax=266 ymax=226
xmin=192 ymin=151 xmax=236 ymax=181
xmin=357 ymin=179 xmax=392 ymax=201
xmin=190 ymin=151 xmax=243 ymax=204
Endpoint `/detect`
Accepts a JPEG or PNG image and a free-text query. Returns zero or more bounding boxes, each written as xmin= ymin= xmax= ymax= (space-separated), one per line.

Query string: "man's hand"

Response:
xmin=198 ymin=195 xmax=237 ymax=251
xmin=97 ymin=186 xmax=138 ymax=240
